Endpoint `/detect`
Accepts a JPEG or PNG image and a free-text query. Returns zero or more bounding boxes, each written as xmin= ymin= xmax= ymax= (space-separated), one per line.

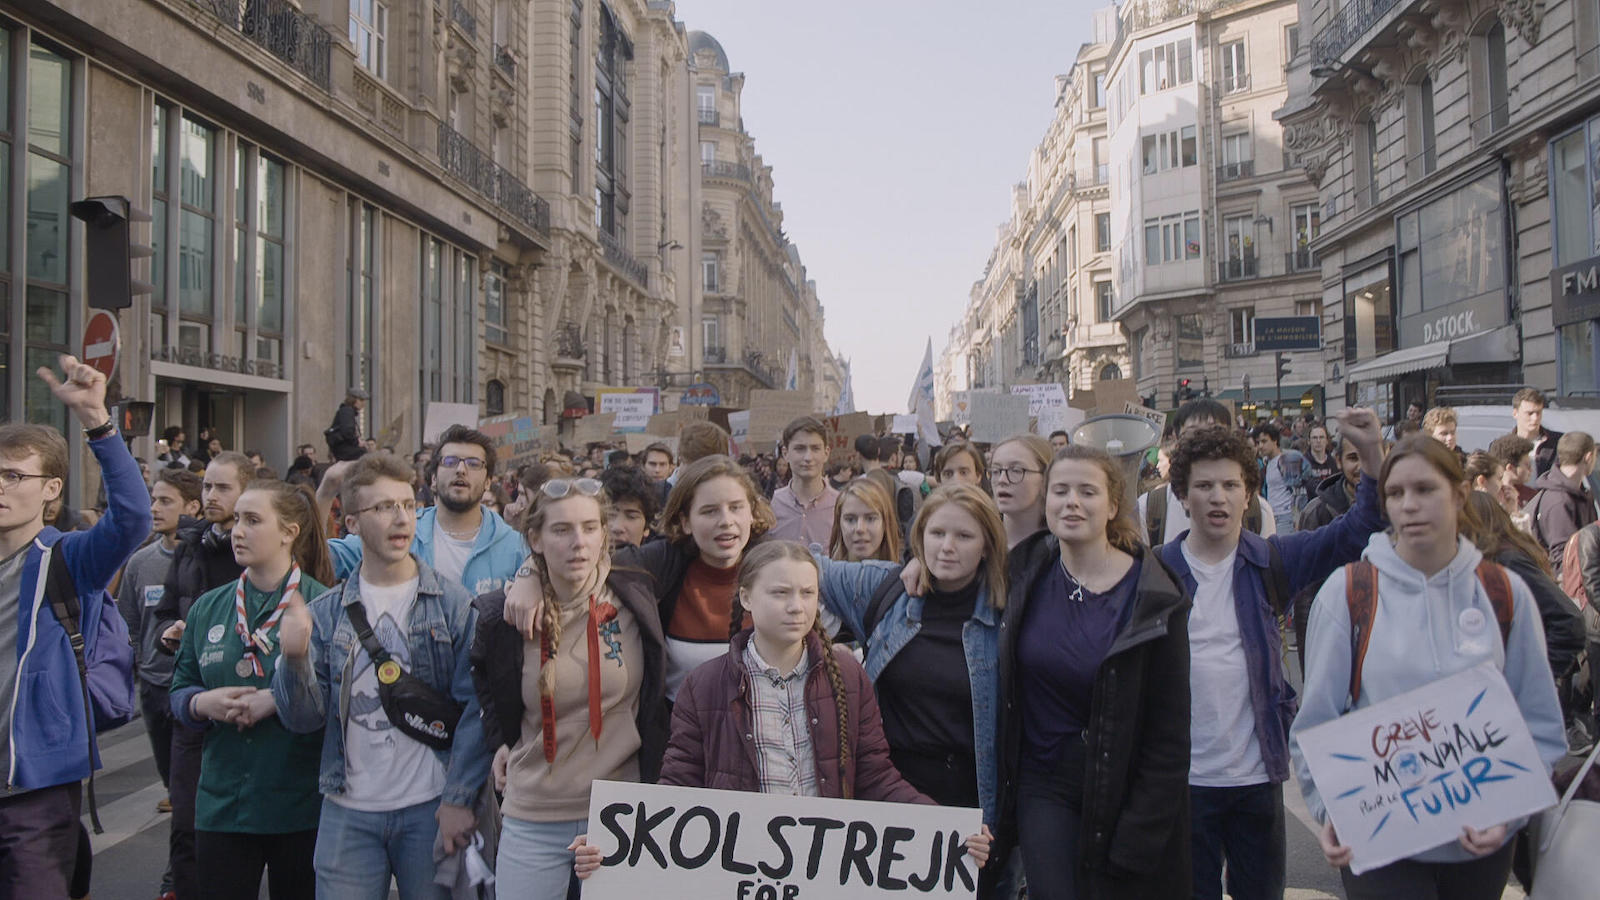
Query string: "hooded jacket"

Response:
xmin=329 ymin=505 xmax=527 ymax=598
xmin=1295 ymin=472 xmax=1355 ymax=533
xmin=1526 ymin=464 xmax=1598 ymax=574
xmin=1291 ymin=535 xmax=1566 ymax=863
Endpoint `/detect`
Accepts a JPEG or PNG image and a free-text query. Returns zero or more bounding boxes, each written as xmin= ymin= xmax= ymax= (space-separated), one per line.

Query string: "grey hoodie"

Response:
xmin=1290 ymin=534 xmax=1566 ymax=864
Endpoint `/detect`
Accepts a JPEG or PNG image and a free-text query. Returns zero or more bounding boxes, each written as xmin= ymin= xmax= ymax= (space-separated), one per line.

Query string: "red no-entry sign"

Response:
xmin=83 ymin=310 xmax=120 ymax=380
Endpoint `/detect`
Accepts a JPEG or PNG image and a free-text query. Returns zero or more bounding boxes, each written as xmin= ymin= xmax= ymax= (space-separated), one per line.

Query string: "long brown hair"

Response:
xmin=1047 ymin=445 xmax=1145 ymax=555
xmin=521 ymin=483 xmax=614 ymax=700
xmin=732 ymin=541 xmax=853 ymax=798
xmin=245 ymin=480 xmax=335 ymax=585
xmin=828 ymin=478 xmax=901 ymax=562
xmin=660 ymin=455 xmax=776 ymax=547
xmin=1379 ymin=435 xmax=1483 ymax=549
xmin=1466 ymin=490 xmax=1552 ymax=577
xmin=907 ymin=483 xmax=1008 ymax=607
xmin=932 ymin=442 xmax=985 ymax=482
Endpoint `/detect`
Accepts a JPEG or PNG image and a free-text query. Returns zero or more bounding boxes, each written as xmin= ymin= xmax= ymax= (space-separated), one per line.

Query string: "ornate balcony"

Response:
xmin=195 ymin=0 xmax=332 ymax=90
xmin=493 ymin=44 xmax=517 ymax=79
xmin=1217 ymin=160 xmax=1255 ymax=182
xmin=703 ymin=346 xmax=728 ymax=364
xmin=1309 ymin=0 xmax=1404 ymax=65
xmin=701 ymin=161 xmax=751 ymax=183
xmin=437 ymin=122 xmax=550 ymax=239
xmin=598 ymin=229 xmax=649 ymax=287
xmin=697 ymin=108 xmax=719 ymax=126
xmin=450 ymin=0 xmax=478 ymax=38
xmin=1224 ymin=341 xmax=1258 ymax=358
xmin=1218 ymin=252 xmax=1259 ymax=282
xmin=1286 ymin=247 xmax=1318 ymax=273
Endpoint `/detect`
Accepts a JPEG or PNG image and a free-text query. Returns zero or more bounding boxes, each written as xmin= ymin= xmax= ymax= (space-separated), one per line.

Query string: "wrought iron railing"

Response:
xmin=1286 ymin=248 xmax=1318 ymax=272
xmin=1217 ymin=160 xmax=1255 ymax=181
xmin=1224 ymin=341 xmax=1258 ymax=358
xmin=196 ymin=0 xmax=332 ymax=90
xmin=1218 ymin=252 xmax=1259 ymax=282
xmin=701 ymin=160 xmax=751 ymax=183
xmin=450 ymin=0 xmax=478 ymax=38
xmin=697 ymin=107 xmax=719 ymax=126
xmin=1309 ymin=0 xmax=1405 ymax=66
xmin=437 ymin=122 xmax=550 ymax=237
xmin=598 ymin=229 xmax=649 ymax=287
xmin=554 ymin=321 xmax=586 ymax=359
xmin=493 ymin=43 xmax=516 ymax=79
xmin=704 ymin=346 xmax=728 ymax=364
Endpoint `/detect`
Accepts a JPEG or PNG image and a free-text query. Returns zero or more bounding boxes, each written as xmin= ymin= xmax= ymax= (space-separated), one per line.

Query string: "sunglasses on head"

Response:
xmin=540 ymin=478 xmax=603 ymax=499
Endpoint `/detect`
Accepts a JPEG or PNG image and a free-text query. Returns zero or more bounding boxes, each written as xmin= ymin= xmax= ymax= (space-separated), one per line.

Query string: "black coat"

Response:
xmin=997 ymin=532 xmax=1192 ymax=900
xmin=154 ymin=518 xmax=245 ymax=632
xmin=1494 ymin=549 xmax=1586 ymax=679
xmin=327 ymin=402 xmax=364 ymax=462
xmin=469 ymin=567 xmax=669 ymax=782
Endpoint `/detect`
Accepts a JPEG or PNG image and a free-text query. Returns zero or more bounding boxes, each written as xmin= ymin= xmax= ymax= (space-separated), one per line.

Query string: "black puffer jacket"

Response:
xmin=1492 ymin=549 xmax=1585 ymax=679
xmin=997 ymin=532 xmax=1192 ymax=899
xmin=153 ymin=518 xmax=245 ymax=634
xmin=1295 ymin=473 xmax=1354 ymax=533
xmin=469 ymin=567 xmax=669 ymax=781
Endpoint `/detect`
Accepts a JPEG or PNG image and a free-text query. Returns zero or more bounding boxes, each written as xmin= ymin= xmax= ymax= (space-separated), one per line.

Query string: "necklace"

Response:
xmin=1058 ymin=556 xmax=1086 ymax=604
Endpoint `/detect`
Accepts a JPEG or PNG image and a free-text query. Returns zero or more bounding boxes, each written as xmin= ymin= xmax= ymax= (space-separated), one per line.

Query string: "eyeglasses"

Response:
xmin=992 ymin=464 xmax=1043 ymax=484
xmin=438 ymin=455 xmax=488 ymax=471
xmin=0 ymin=470 xmax=55 ymax=489
xmin=352 ymin=498 xmax=418 ymax=518
xmin=541 ymin=478 xmax=603 ymax=499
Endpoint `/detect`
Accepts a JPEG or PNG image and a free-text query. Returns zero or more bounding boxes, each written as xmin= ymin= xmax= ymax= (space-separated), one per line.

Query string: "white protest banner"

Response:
xmin=597 ymin=388 xmax=660 ymax=433
xmin=950 ymin=392 xmax=973 ymax=426
xmin=965 ymin=393 xmax=1031 ymax=443
xmin=891 ymin=414 xmax=918 ymax=434
xmin=1298 ymin=662 xmax=1558 ymax=874
xmin=581 ymin=780 xmax=982 ymax=900
xmin=727 ymin=410 xmax=751 ymax=457
xmin=422 ymin=402 xmax=478 ymax=446
xmin=1035 ymin=405 xmax=1085 ymax=437
xmin=1009 ymin=383 xmax=1067 ymax=415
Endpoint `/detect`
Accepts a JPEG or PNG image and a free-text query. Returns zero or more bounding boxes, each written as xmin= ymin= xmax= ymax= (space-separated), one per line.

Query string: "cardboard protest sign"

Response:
xmin=965 ymin=394 xmax=1031 ymax=443
xmin=1298 ymin=662 xmax=1558 ymax=874
xmin=891 ymin=414 xmax=917 ymax=434
xmin=821 ymin=413 xmax=876 ymax=468
xmin=477 ymin=414 xmax=556 ymax=468
xmin=422 ymin=402 xmax=478 ymax=446
xmin=727 ymin=410 xmax=751 ymax=457
xmin=597 ymin=388 xmax=660 ymax=433
xmin=624 ymin=433 xmax=677 ymax=456
xmin=581 ymin=780 xmax=982 ymax=900
xmin=1122 ymin=402 xmax=1167 ymax=430
xmin=1087 ymin=379 xmax=1141 ymax=417
xmin=571 ymin=413 xmax=618 ymax=446
xmin=748 ymin=391 xmax=818 ymax=447
xmin=948 ymin=392 xmax=973 ymax=426
xmin=649 ymin=406 xmax=710 ymax=437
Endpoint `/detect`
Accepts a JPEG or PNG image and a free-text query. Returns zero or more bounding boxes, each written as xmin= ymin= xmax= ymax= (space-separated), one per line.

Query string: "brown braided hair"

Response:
xmin=734 ymin=541 xmax=851 ymax=799
xmin=521 ymin=485 xmax=613 ymax=699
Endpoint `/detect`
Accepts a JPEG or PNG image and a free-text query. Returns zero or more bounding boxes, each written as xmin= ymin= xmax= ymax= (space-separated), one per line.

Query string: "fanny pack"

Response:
xmin=346 ymin=601 xmax=464 ymax=751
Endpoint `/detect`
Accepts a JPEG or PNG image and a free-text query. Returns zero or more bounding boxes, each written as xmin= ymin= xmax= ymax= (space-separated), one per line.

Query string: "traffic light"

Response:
xmin=1178 ymin=378 xmax=1194 ymax=402
xmin=70 ymin=196 xmax=153 ymax=310
xmin=1276 ymin=353 xmax=1292 ymax=382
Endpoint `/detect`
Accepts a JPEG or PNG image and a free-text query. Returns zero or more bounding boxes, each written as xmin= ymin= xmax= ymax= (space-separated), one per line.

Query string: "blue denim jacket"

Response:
xmin=813 ymin=556 xmax=1000 ymax=825
xmin=271 ymin=559 xmax=490 ymax=808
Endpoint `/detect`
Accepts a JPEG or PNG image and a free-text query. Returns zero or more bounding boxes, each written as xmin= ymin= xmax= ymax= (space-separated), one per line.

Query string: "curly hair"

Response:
xmin=1168 ymin=425 xmax=1262 ymax=500
xmin=660 ymin=455 xmax=776 ymax=547
xmin=732 ymin=541 xmax=852 ymax=798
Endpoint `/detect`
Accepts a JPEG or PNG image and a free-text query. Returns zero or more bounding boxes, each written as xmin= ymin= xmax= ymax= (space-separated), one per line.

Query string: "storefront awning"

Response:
xmin=1346 ymin=325 xmax=1520 ymax=382
xmin=1212 ymin=384 xmax=1320 ymax=402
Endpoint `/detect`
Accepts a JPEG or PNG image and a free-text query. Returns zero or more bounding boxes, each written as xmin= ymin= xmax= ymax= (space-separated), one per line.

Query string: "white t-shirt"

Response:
xmin=1137 ymin=484 xmax=1278 ymax=544
xmin=1263 ymin=457 xmax=1293 ymax=518
xmin=431 ymin=529 xmax=476 ymax=590
xmin=1181 ymin=541 xmax=1268 ymax=787
xmin=331 ymin=575 xmax=448 ymax=812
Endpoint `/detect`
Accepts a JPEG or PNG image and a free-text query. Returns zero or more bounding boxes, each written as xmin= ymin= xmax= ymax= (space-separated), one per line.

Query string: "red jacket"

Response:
xmin=660 ymin=630 xmax=931 ymax=804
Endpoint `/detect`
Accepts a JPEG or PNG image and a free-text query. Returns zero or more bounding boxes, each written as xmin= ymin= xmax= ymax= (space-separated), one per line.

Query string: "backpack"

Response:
xmin=41 ymin=543 xmax=138 ymax=833
xmin=1343 ymin=559 xmax=1514 ymax=703
xmin=1562 ymin=529 xmax=1590 ymax=610
xmin=860 ymin=565 xmax=907 ymax=648
xmin=1145 ymin=485 xmax=1263 ymax=546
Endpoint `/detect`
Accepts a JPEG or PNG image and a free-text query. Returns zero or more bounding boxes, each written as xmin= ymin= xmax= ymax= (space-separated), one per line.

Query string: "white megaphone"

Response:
xmin=1071 ymin=414 xmax=1163 ymax=515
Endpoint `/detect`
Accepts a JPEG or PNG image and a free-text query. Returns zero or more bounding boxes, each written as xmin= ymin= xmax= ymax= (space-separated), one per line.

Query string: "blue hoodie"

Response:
xmin=7 ymin=433 xmax=151 ymax=791
xmin=328 ymin=505 xmax=527 ymax=598
xmin=1290 ymin=534 xmax=1566 ymax=863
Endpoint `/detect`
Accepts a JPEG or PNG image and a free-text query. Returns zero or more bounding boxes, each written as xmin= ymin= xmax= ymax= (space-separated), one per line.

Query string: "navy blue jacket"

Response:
xmin=1157 ymin=473 xmax=1382 ymax=783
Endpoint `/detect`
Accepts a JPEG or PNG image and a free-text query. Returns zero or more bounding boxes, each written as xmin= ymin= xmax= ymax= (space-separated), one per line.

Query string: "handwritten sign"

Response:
xmin=571 ymin=413 xmax=619 ymax=446
xmin=949 ymin=392 xmax=972 ymax=426
xmin=748 ymin=391 xmax=819 ymax=448
xmin=965 ymin=394 xmax=1031 ymax=443
xmin=1122 ymin=402 xmax=1166 ymax=429
xmin=822 ymin=413 xmax=876 ymax=468
xmin=478 ymin=414 xmax=557 ymax=468
xmin=597 ymin=388 xmax=660 ymax=433
xmin=1298 ymin=663 xmax=1557 ymax=874
xmin=891 ymin=415 xmax=917 ymax=435
xmin=727 ymin=410 xmax=751 ymax=458
xmin=581 ymin=780 xmax=982 ymax=900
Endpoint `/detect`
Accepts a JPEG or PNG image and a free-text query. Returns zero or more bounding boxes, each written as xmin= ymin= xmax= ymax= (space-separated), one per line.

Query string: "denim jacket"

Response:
xmin=271 ymin=558 xmax=490 ymax=808
xmin=813 ymin=555 xmax=1000 ymax=825
xmin=1157 ymin=473 xmax=1383 ymax=784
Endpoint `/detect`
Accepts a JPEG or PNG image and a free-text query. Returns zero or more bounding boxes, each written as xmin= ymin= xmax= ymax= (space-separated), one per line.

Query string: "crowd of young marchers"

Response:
xmin=4 ymin=362 xmax=1598 ymax=900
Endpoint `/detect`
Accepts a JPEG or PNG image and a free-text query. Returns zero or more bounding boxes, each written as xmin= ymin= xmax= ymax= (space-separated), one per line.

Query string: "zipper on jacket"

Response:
xmin=9 ymin=541 xmax=51 ymax=787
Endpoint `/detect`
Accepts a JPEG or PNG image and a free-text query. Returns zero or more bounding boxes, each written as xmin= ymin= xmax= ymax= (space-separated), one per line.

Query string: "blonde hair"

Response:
xmin=907 ymin=483 xmax=1008 ymax=607
xmin=828 ymin=478 xmax=901 ymax=562
xmin=521 ymin=485 xmax=613 ymax=700
xmin=993 ymin=433 xmax=1052 ymax=526
xmin=734 ymin=541 xmax=853 ymax=798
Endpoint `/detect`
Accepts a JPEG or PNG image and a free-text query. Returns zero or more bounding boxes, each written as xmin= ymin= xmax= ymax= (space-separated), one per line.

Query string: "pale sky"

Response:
xmin=675 ymin=0 xmax=1104 ymax=414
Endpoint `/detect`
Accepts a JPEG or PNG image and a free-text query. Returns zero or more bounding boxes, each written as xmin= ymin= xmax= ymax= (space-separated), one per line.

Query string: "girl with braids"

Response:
xmin=469 ymin=478 xmax=666 ymax=900
xmin=573 ymin=541 xmax=991 ymax=879
xmin=168 ymin=481 xmax=334 ymax=899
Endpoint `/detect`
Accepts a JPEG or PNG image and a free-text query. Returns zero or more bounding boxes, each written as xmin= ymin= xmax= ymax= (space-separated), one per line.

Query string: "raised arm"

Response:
xmin=811 ymin=552 xmax=900 ymax=644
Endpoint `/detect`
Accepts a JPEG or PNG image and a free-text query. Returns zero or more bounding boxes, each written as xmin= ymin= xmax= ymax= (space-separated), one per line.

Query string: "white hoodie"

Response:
xmin=1290 ymin=533 xmax=1567 ymax=864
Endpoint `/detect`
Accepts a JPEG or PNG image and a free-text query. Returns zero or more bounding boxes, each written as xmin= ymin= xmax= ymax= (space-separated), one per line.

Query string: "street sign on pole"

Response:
xmin=82 ymin=310 xmax=120 ymax=380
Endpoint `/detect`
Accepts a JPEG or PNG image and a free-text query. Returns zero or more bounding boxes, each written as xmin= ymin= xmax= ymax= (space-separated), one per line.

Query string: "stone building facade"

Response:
xmin=1280 ymin=0 xmax=1589 ymax=417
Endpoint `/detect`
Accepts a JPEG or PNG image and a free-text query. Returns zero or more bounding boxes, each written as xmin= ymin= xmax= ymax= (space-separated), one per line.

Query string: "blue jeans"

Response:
xmin=1190 ymin=781 xmax=1285 ymax=900
xmin=497 ymin=816 xmax=585 ymax=900
xmin=313 ymin=796 xmax=448 ymax=900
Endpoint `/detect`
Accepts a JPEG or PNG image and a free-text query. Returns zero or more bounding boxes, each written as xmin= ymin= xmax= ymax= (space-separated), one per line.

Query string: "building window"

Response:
xmin=697 ymin=85 xmax=714 ymax=116
xmin=1141 ymin=126 xmax=1196 ymax=174
xmin=1395 ymin=171 xmax=1505 ymax=317
xmin=1095 ymin=282 xmax=1114 ymax=322
xmin=1131 ymin=328 xmax=1145 ymax=380
xmin=1552 ymin=126 xmax=1595 ymax=266
xmin=485 ymin=259 xmax=508 ymax=344
xmin=1285 ymin=24 xmax=1301 ymax=62
xmin=1176 ymin=313 xmax=1204 ymax=370
xmin=1343 ymin=262 xmax=1395 ymax=363
xmin=1220 ymin=131 xmax=1252 ymax=179
xmin=422 ymin=237 xmax=443 ymax=402
xmin=1230 ymin=306 xmax=1256 ymax=345
xmin=1291 ymin=203 xmax=1320 ymax=270
xmin=594 ymin=5 xmax=630 ymax=239
xmin=700 ymin=141 xmax=715 ymax=166
xmin=1099 ymin=363 xmax=1121 ymax=381
xmin=1356 ymin=113 xmax=1380 ymax=207
xmin=178 ymin=114 xmax=217 ymax=357
xmin=1092 ymin=137 xmax=1107 ymax=182
xmin=569 ymin=0 xmax=583 ymax=193
xmin=1408 ymin=76 xmax=1438 ymax=178
xmin=1096 ymin=212 xmax=1111 ymax=252
xmin=486 ymin=379 xmax=506 ymax=415
xmin=350 ymin=0 xmax=387 ymax=78
xmin=702 ymin=315 xmax=720 ymax=355
xmin=1091 ymin=72 xmax=1105 ymax=108
xmin=1138 ymin=38 xmax=1193 ymax=94
xmin=1295 ymin=299 xmax=1318 ymax=317
xmin=348 ymin=202 xmax=376 ymax=395
xmin=1223 ymin=214 xmax=1256 ymax=278
xmin=17 ymin=39 xmax=74 ymax=432
xmin=253 ymin=152 xmax=286 ymax=369
xmin=1220 ymin=40 xmax=1248 ymax=93
xmin=1472 ymin=22 xmax=1509 ymax=138
xmin=702 ymin=253 xmax=719 ymax=292
xmin=1143 ymin=211 xmax=1201 ymax=264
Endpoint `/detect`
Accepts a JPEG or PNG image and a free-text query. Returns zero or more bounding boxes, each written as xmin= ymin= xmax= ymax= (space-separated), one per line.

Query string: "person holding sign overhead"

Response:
xmin=167 ymin=481 xmax=334 ymax=900
xmin=1290 ymin=436 xmax=1566 ymax=898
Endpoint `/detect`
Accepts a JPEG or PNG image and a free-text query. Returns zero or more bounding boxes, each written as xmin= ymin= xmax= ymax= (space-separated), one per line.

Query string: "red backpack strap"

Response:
xmin=1474 ymin=560 xmax=1515 ymax=649
xmin=1344 ymin=561 xmax=1379 ymax=703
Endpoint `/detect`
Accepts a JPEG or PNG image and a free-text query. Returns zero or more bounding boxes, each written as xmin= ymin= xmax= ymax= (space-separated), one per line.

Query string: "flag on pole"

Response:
xmin=784 ymin=348 xmax=799 ymax=392
xmin=907 ymin=337 xmax=942 ymax=449
xmin=832 ymin=359 xmax=855 ymax=415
